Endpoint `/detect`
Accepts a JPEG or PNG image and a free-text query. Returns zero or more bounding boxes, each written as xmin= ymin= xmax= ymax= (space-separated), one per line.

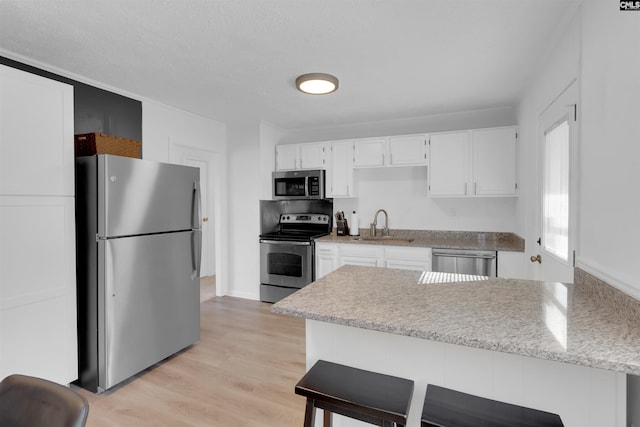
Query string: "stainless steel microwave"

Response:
xmin=272 ymin=169 xmax=326 ymax=200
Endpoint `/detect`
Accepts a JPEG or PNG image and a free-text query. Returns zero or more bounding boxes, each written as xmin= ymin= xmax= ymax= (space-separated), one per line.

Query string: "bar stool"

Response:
xmin=421 ymin=384 xmax=564 ymax=427
xmin=295 ymin=360 xmax=414 ymax=427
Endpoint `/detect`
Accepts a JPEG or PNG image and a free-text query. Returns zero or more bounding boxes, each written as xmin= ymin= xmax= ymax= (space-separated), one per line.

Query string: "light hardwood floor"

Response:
xmin=74 ymin=279 xmax=306 ymax=426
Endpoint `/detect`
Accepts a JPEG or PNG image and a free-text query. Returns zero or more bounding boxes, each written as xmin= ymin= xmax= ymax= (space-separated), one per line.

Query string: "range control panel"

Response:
xmin=279 ymin=213 xmax=330 ymax=225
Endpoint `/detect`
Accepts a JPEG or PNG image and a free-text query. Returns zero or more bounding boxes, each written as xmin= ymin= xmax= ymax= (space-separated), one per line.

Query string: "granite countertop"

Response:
xmin=316 ymin=229 xmax=525 ymax=252
xmin=273 ymin=265 xmax=640 ymax=375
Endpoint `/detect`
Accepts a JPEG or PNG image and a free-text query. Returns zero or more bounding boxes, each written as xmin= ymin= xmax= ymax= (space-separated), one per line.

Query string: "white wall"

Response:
xmin=334 ymin=167 xmax=517 ymax=232
xmin=515 ymin=7 xmax=580 ymax=279
xmin=226 ymin=123 xmax=262 ymax=300
xmin=281 ymin=106 xmax=516 ymax=144
xmin=516 ymin=1 xmax=640 ymax=297
xmin=577 ymin=0 xmax=640 ymax=299
xmin=142 ymin=101 xmax=228 ymax=294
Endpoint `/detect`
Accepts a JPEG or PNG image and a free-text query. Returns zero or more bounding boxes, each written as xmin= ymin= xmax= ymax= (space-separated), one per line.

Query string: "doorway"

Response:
xmin=531 ymin=80 xmax=578 ymax=283
xmin=170 ymin=143 xmax=220 ymax=298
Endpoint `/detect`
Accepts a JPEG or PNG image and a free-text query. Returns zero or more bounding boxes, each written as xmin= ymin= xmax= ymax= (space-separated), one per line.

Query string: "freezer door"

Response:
xmin=98 ymin=155 xmax=201 ymax=237
xmin=99 ymin=230 xmax=201 ymax=391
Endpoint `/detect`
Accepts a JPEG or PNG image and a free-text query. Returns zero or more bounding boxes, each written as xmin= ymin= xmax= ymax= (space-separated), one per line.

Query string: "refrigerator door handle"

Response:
xmin=191 ymin=230 xmax=202 ymax=280
xmin=192 ymin=181 xmax=202 ymax=230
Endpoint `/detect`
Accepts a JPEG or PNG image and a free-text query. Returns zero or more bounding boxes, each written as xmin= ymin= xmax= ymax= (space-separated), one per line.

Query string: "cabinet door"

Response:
xmin=327 ymin=141 xmax=354 ymax=197
xmin=428 ymin=131 xmax=470 ymax=197
xmin=0 ymin=196 xmax=77 ymax=384
xmin=497 ymin=251 xmax=526 ymax=279
xmin=299 ymin=142 xmax=326 ymax=169
xmin=353 ymin=137 xmax=386 ymax=167
xmin=472 ymin=127 xmax=517 ymax=196
xmin=384 ymin=246 xmax=432 ymax=271
xmin=315 ymin=243 xmax=338 ymax=279
xmin=275 ymin=144 xmax=299 ymax=170
xmin=339 ymin=244 xmax=381 ymax=267
xmin=388 ymin=134 xmax=428 ymax=166
xmin=0 ymin=65 xmax=74 ymax=196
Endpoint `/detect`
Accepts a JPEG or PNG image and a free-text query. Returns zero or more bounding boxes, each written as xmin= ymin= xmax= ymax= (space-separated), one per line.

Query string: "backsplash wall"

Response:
xmin=333 ymin=167 xmax=517 ymax=232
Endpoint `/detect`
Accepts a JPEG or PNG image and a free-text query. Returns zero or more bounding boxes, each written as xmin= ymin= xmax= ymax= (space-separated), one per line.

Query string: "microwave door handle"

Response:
xmin=305 ymin=176 xmax=310 ymax=198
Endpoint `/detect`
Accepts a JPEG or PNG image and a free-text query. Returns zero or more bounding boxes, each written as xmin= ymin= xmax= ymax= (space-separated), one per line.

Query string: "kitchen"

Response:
xmin=0 ymin=0 xmax=639 ymax=426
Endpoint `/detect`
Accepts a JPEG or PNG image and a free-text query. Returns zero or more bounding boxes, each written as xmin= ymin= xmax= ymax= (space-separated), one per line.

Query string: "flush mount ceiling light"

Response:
xmin=296 ymin=73 xmax=339 ymax=95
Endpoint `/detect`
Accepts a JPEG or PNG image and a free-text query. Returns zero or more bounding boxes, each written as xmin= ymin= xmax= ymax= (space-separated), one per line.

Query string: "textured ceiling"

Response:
xmin=0 ymin=0 xmax=580 ymax=130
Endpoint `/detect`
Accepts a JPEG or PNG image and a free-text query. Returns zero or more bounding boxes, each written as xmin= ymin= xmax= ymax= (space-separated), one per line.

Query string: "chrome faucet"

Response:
xmin=370 ymin=209 xmax=389 ymax=237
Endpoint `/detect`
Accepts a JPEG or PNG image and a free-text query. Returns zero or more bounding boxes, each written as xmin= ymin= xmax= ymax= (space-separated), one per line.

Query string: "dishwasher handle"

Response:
xmin=432 ymin=252 xmax=496 ymax=260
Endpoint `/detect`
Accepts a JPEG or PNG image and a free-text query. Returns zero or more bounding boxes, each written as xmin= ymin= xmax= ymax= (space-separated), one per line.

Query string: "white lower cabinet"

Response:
xmin=497 ymin=251 xmax=527 ymax=279
xmin=315 ymin=242 xmax=432 ymax=279
xmin=315 ymin=243 xmax=338 ymax=280
xmin=339 ymin=244 xmax=380 ymax=268
xmin=0 ymin=196 xmax=78 ymax=384
xmin=384 ymin=246 xmax=432 ymax=271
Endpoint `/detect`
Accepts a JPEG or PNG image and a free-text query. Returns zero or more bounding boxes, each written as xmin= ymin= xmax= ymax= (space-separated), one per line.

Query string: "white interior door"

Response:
xmin=532 ymin=81 xmax=578 ymax=283
xmin=170 ymin=145 xmax=216 ymax=278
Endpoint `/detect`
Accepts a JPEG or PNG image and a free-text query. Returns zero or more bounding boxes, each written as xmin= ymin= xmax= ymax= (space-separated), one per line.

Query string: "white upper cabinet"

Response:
xmin=275 ymin=144 xmax=299 ymax=170
xmin=275 ymin=142 xmax=325 ymax=170
xmin=299 ymin=142 xmax=326 ymax=169
xmin=429 ymin=126 xmax=517 ymax=197
xmin=352 ymin=135 xmax=428 ymax=167
xmin=472 ymin=127 xmax=517 ymax=196
xmin=327 ymin=140 xmax=355 ymax=198
xmin=0 ymin=64 xmax=74 ymax=196
xmin=353 ymin=137 xmax=387 ymax=167
xmin=388 ymin=134 xmax=428 ymax=166
xmin=428 ymin=131 xmax=470 ymax=196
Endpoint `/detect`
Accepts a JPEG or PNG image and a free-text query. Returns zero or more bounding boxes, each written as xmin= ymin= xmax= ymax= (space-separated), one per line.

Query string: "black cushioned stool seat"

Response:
xmin=295 ymin=360 xmax=414 ymax=427
xmin=421 ymin=384 xmax=564 ymax=427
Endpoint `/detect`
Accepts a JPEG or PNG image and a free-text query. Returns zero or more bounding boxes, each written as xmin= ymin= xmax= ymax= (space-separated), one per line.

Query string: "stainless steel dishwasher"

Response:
xmin=431 ymin=248 xmax=497 ymax=277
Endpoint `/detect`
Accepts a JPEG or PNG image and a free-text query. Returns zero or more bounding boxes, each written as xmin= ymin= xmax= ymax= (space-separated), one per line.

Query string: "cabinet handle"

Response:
xmin=474 ymin=182 xmax=477 ymax=195
xmin=464 ymin=183 xmax=468 ymax=195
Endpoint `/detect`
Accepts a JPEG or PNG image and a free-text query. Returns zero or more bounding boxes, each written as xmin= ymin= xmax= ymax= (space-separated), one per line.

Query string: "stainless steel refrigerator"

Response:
xmin=74 ymin=154 xmax=202 ymax=393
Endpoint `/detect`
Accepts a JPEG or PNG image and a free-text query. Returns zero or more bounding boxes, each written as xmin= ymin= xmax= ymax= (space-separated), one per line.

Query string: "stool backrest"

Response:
xmin=0 ymin=374 xmax=89 ymax=427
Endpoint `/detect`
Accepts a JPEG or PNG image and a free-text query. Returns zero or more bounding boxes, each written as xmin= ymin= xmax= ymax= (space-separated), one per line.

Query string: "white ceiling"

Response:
xmin=0 ymin=0 xmax=580 ymax=130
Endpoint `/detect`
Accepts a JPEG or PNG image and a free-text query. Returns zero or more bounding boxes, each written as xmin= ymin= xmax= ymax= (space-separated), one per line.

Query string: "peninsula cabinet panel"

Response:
xmin=0 ymin=196 xmax=77 ymax=384
xmin=0 ymin=64 xmax=74 ymax=196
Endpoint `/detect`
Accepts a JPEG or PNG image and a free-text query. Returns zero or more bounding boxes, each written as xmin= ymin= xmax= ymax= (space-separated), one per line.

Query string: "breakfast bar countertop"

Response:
xmin=272 ymin=265 xmax=640 ymax=375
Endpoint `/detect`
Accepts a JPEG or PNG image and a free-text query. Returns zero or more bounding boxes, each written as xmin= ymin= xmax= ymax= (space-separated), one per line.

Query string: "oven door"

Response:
xmin=260 ymin=240 xmax=313 ymax=288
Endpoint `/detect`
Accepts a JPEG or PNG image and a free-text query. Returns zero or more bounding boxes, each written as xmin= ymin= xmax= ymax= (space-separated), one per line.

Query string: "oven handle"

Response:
xmin=260 ymin=239 xmax=312 ymax=246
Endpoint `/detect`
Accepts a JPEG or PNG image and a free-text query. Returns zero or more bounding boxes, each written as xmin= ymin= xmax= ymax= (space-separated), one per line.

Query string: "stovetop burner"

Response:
xmin=259 ymin=213 xmax=331 ymax=242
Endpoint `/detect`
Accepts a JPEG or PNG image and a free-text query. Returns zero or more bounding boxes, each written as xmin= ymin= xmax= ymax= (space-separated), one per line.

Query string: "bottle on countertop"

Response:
xmin=350 ymin=211 xmax=359 ymax=236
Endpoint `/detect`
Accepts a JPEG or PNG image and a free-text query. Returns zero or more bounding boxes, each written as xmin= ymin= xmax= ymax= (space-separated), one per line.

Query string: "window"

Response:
xmin=543 ymin=119 xmax=570 ymax=261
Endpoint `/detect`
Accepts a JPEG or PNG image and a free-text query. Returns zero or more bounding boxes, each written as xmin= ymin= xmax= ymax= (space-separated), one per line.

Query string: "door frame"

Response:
xmin=531 ymin=78 xmax=580 ymax=282
xmin=170 ymin=142 xmax=226 ymax=296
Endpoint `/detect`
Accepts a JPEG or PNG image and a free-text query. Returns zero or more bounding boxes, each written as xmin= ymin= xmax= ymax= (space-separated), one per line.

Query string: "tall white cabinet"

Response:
xmin=0 ymin=64 xmax=77 ymax=384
